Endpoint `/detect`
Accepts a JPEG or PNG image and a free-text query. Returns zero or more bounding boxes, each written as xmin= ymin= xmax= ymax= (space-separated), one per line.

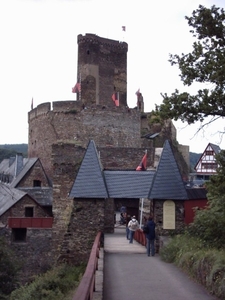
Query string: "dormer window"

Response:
xmin=33 ymin=180 xmax=41 ymax=187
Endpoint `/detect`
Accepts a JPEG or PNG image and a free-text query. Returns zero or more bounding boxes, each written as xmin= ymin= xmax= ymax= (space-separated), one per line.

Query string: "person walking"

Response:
xmin=125 ymin=213 xmax=131 ymax=240
xmin=146 ymin=216 xmax=156 ymax=256
xmin=128 ymin=216 xmax=139 ymax=243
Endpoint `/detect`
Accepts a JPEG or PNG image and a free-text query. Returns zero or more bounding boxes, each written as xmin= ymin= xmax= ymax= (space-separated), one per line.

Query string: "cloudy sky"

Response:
xmin=0 ymin=0 xmax=224 ymax=153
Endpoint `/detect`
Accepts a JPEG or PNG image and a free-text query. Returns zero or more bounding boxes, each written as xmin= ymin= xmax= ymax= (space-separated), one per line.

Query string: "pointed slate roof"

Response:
xmin=69 ymin=140 xmax=108 ymax=198
xmin=209 ymin=143 xmax=221 ymax=154
xmin=10 ymin=158 xmax=39 ymax=188
xmin=149 ymin=140 xmax=188 ymax=200
xmin=0 ymin=183 xmax=26 ymax=216
xmin=104 ymin=170 xmax=155 ymax=198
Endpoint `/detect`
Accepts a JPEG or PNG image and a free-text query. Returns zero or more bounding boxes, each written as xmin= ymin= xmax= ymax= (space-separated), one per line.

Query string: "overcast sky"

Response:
xmin=0 ymin=0 xmax=224 ymax=153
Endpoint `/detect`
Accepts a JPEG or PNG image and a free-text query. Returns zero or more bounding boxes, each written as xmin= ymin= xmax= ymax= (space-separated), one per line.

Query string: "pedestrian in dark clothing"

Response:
xmin=125 ymin=214 xmax=131 ymax=240
xmin=146 ymin=216 xmax=156 ymax=256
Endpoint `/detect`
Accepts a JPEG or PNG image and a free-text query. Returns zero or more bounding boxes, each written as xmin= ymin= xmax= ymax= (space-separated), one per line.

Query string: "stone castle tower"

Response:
xmin=28 ymin=33 xmax=181 ymax=178
xmin=26 ymin=33 xmax=188 ymax=265
xmin=77 ymin=34 xmax=128 ymax=107
xmin=28 ymin=34 xmax=148 ymax=177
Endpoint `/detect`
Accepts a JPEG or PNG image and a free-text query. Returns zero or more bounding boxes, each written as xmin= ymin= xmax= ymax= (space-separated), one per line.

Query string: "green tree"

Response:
xmin=152 ymin=5 xmax=225 ymax=126
xmin=188 ymin=150 xmax=225 ymax=249
xmin=0 ymin=237 xmax=21 ymax=297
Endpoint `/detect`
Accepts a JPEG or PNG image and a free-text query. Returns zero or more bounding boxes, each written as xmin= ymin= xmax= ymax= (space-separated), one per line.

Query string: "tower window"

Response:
xmin=33 ymin=180 xmax=41 ymax=187
xmin=87 ymin=50 xmax=90 ymax=55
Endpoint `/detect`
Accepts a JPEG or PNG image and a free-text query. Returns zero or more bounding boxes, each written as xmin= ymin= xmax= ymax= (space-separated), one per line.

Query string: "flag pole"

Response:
xmin=31 ymin=97 xmax=33 ymax=110
xmin=140 ymin=149 xmax=147 ymax=226
xmin=79 ymin=72 xmax=81 ymax=101
xmin=140 ymin=198 xmax=144 ymax=228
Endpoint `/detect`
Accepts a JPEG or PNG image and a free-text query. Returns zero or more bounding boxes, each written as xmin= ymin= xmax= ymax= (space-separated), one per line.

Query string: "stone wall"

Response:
xmin=58 ymin=198 xmax=105 ymax=265
xmin=99 ymin=146 xmax=155 ymax=170
xmin=10 ymin=228 xmax=53 ymax=284
xmin=0 ymin=196 xmax=53 ymax=285
xmin=16 ymin=159 xmax=50 ymax=187
xmin=153 ymin=200 xmax=185 ymax=236
xmin=28 ymin=103 xmax=141 ymax=176
xmin=77 ymin=34 xmax=128 ymax=107
xmin=104 ymin=198 xmax=115 ymax=233
xmin=51 ymin=143 xmax=81 ymax=262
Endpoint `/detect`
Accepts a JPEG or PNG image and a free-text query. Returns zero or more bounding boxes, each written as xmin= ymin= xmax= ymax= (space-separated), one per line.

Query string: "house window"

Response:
xmin=202 ymin=163 xmax=217 ymax=170
xmin=12 ymin=228 xmax=27 ymax=242
xmin=25 ymin=207 xmax=34 ymax=217
xmin=33 ymin=180 xmax=41 ymax=187
xmin=206 ymin=150 xmax=213 ymax=155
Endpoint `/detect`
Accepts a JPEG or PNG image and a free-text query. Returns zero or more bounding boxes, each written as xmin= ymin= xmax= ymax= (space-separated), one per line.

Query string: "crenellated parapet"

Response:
xmin=28 ymin=101 xmax=84 ymax=122
xmin=78 ymin=33 xmax=128 ymax=51
xmin=28 ymin=101 xmax=142 ymax=177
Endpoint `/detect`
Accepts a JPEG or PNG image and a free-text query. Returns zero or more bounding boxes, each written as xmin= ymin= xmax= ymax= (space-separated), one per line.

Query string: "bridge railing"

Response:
xmin=72 ymin=231 xmax=102 ymax=300
xmin=134 ymin=229 xmax=147 ymax=246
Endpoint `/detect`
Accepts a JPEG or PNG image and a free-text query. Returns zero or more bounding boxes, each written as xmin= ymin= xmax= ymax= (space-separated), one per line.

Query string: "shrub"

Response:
xmin=159 ymin=233 xmax=205 ymax=263
xmin=160 ymin=234 xmax=225 ymax=299
xmin=0 ymin=237 xmax=21 ymax=296
xmin=10 ymin=263 xmax=86 ymax=300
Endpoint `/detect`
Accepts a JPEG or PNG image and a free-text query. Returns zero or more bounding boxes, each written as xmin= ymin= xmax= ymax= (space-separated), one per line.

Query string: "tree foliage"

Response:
xmin=188 ymin=150 xmax=225 ymax=249
xmin=152 ymin=5 xmax=225 ymax=125
xmin=0 ymin=144 xmax=28 ymax=163
xmin=0 ymin=237 xmax=21 ymax=296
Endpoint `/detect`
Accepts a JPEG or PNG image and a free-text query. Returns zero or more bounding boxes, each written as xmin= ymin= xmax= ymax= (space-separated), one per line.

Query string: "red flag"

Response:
xmin=72 ymin=82 xmax=81 ymax=93
xmin=136 ymin=153 xmax=147 ymax=171
xmin=111 ymin=92 xmax=119 ymax=106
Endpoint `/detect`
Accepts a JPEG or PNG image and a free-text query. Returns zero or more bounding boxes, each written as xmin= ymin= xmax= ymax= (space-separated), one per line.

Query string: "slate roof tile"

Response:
xmin=0 ymin=183 xmax=26 ymax=216
xmin=149 ymin=140 xmax=188 ymax=200
xmin=104 ymin=170 xmax=155 ymax=198
xmin=69 ymin=140 xmax=108 ymax=198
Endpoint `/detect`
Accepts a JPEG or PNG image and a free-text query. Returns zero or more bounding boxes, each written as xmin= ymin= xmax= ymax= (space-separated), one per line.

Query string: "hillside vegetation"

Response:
xmin=0 ymin=144 xmax=28 ymax=162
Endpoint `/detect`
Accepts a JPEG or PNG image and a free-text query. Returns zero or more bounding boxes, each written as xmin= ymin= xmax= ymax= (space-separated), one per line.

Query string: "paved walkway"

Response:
xmin=103 ymin=226 xmax=219 ymax=300
xmin=104 ymin=226 xmax=146 ymax=254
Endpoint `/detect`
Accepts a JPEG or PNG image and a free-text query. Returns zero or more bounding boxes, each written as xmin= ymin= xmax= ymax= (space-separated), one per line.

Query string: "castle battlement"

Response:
xmin=28 ymin=101 xmax=85 ymax=121
xmin=29 ymin=100 xmax=139 ymax=120
xmin=78 ymin=34 xmax=128 ymax=51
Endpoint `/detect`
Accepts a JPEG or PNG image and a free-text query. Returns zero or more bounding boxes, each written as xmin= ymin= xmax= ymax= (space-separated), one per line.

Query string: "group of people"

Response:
xmin=126 ymin=215 xmax=156 ymax=257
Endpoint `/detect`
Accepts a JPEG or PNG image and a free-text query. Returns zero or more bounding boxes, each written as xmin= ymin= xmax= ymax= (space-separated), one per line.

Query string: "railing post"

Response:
xmin=73 ymin=231 xmax=102 ymax=300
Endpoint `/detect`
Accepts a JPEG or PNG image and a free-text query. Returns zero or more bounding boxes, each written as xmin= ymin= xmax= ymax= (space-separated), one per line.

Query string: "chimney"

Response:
xmin=15 ymin=153 xmax=24 ymax=177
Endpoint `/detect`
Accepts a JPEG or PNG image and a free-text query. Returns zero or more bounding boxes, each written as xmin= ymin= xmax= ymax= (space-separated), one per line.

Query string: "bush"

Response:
xmin=159 ymin=233 xmax=205 ymax=263
xmin=10 ymin=263 xmax=85 ymax=300
xmin=0 ymin=237 xmax=21 ymax=296
xmin=160 ymin=234 xmax=225 ymax=299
